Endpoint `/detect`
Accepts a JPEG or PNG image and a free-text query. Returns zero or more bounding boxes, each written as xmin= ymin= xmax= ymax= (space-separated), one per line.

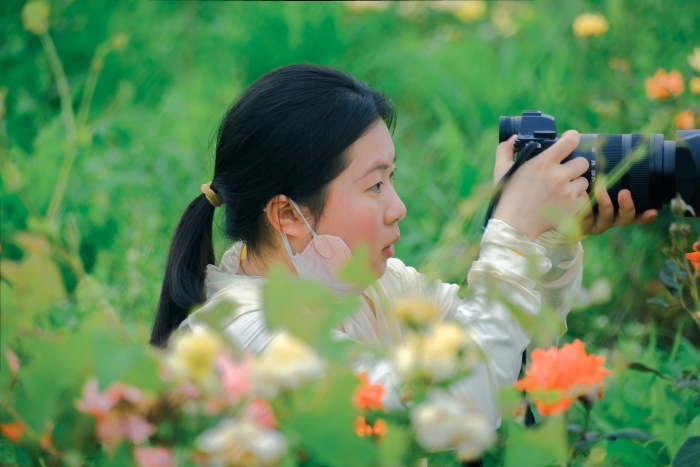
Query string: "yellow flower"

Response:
xmin=252 ymin=331 xmax=326 ymax=398
xmin=688 ymin=47 xmax=700 ymax=73
xmin=164 ymin=329 xmax=223 ymax=383
xmin=572 ymin=13 xmax=609 ymax=37
xmin=453 ymin=1 xmax=487 ymax=23
xmin=690 ymin=77 xmax=700 ymax=95
xmin=393 ymin=297 xmax=440 ymax=326
xmin=395 ymin=323 xmax=481 ymax=382
xmin=344 ymin=1 xmax=390 ymax=12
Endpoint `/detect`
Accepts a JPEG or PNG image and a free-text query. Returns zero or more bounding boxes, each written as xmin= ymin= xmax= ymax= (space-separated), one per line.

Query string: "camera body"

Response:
xmin=498 ymin=110 xmax=700 ymax=215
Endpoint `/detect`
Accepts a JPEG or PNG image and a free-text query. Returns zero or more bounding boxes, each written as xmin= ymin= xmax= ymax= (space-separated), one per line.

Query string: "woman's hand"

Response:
xmin=492 ymin=132 xmax=659 ymax=240
xmin=579 ymin=185 xmax=658 ymax=235
xmin=492 ymin=131 xmax=591 ymax=242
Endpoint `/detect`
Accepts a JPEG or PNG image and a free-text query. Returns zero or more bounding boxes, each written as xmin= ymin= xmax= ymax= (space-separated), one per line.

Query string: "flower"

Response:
xmin=164 ymin=329 xmax=223 ymax=384
xmin=343 ymin=1 xmax=390 ymax=12
xmin=133 ymin=446 xmax=175 ymax=467
xmin=395 ymin=323 xmax=480 ymax=382
xmin=514 ymin=339 xmax=609 ymax=415
xmin=196 ymin=417 xmax=287 ymax=467
xmin=5 ymin=349 xmax=19 ymax=374
xmin=572 ymin=13 xmax=609 ymax=37
xmin=244 ymin=398 xmax=277 ymax=429
xmin=689 ymin=47 xmax=700 ymax=73
xmin=690 ymin=77 xmax=700 ymax=95
xmin=645 ymin=69 xmax=684 ymax=100
xmin=76 ymin=378 xmax=154 ymax=450
xmin=686 ymin=242 xmax=700 ymax=276
xmin=675 ymin=110 xmax=696 ymax=130
xmin=411 ymin=391 xmax=494 ymax=461
xmin=393 ymin=297 xmax=440 ymax=326
xmin=216 ymin=351 xmax=251 ymax=403
xmin=251 ymin=331 xmax=326 ymax=398
xmin=356 ymin=416 xmax=387 ymax=440
xmin=0 ymin=422 xmax=24 ymax=443
xmin=454 ymin=2 xmax=487 ymax=23
xmin=353 ymin=371 xmax=385 ymax=411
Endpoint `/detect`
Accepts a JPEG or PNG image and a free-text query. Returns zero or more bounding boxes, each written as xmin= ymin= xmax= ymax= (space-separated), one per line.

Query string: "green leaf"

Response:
xmin=646 ymin=297 xmax=671 ymax=308
xmin=672 ymin=436 xmax=700 ymax=467
xmin=285 ymin=370 xmax=378 ymax=467
xmin=605 ymin=428 xmax=657 ymax=442
xmin=378 ymin=421 xmax=409 ymax=467
xmin=264 ymin=264 xmax=361 ymax=348
xmin=628 ymin=362 xmax=670 ymax=379
xmin=660 ymin=260 xmax=685 ymax=298
xmin=337 ymin=242 xmax=379 ymax=288
xmin=503 ymin=414 xmax=570 ymax=467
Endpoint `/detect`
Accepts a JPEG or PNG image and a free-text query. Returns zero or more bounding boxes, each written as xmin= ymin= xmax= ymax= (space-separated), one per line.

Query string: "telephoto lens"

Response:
xmin=499 ymin=111 xmax=700 ymax=215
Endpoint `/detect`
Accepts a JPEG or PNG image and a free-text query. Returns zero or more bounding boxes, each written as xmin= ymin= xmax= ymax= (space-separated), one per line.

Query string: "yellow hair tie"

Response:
xmin=201 ymin=182 xmax=223 ymax=207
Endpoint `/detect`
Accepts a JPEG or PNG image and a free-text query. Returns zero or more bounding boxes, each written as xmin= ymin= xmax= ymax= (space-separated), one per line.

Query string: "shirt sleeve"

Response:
xmin=391 ymin=218 xmax=584 ymax=427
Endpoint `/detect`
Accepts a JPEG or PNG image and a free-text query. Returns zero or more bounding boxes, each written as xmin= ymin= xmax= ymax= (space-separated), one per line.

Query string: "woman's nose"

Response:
xmin=386 ymin=187 xmax=407 ymax=224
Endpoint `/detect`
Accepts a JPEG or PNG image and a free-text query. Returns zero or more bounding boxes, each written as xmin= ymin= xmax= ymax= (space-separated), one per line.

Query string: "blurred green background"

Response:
xmin=3 ymin=0 xmax=699 ymax=342
xmin=2 ymin=0 xmax=700 ymax=464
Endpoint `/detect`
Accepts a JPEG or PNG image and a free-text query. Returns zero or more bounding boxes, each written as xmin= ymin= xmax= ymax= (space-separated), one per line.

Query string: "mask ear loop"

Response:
xmin=281 ymin=198 xmax=318 ymax=259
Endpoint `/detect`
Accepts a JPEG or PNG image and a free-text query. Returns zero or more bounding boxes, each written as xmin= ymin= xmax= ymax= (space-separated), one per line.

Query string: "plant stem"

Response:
xmin=39 ymin=31 xmax=78 ymax=227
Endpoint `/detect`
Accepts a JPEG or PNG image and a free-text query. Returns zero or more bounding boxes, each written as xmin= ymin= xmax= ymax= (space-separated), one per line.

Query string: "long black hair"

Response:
xmin=150 ymin=64 xmax=396 ymax=347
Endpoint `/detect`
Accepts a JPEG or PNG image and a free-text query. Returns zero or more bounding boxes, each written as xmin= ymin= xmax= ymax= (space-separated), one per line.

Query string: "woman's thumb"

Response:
xmin=494 ymin=134 xmax=517 ymax=185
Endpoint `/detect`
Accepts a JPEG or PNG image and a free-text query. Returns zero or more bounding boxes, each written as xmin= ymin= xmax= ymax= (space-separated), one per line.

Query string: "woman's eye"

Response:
xmin=371 ymin=181 xmax=383 ymax=193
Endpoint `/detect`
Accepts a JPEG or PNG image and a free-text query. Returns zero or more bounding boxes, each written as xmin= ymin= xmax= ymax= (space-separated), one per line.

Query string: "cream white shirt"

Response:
xmin=179 ymin=219 xmax=584 ymax=427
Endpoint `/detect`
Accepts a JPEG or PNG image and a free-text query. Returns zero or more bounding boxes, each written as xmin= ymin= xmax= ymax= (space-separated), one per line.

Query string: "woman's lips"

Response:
xmin=382 ymin=244 xmax=395 ymax=257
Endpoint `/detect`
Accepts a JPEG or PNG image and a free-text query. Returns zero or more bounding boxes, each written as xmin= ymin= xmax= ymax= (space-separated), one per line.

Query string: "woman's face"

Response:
xmin=315 ymin=119 xmax=407 ymax=277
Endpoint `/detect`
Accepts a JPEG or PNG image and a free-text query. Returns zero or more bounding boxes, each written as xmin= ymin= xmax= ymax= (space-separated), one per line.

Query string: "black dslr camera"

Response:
xmin=498 ymin=111 xmax=700 ymax=215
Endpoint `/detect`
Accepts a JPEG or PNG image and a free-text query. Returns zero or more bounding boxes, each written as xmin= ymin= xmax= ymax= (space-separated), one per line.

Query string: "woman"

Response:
xmin=150 ymin=64 xmax=657 ymax=428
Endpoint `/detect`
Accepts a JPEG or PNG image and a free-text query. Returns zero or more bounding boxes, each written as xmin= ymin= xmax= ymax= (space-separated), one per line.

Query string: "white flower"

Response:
xmin=164 ymin=329 xmax=223 ymax=385
xmin=393 ymin=297 xmax=440 ymax=326
xmin=394 ymin=323 xmax=481 ymax=382
xmin=411 ymin=391 xmax=494 ymax=461
xmin=252 ymin=331 xmax=326 ymax=398
xmin=196 ymin=417 xmax=287 ymax=467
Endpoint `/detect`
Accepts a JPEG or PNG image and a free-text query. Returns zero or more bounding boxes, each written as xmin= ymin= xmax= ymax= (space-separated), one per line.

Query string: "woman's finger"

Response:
xmin=592 ymin=184 xmax=615 ymax=233
xmin=562 ymin=156 xmax=590 ymax=181
xmin=613 ymin=189 xmax=636 ymax=226
xmin=634 ymin=209 xmax=659 ymax=225
xmin=543 ymin=130 xmax=581 ymax=163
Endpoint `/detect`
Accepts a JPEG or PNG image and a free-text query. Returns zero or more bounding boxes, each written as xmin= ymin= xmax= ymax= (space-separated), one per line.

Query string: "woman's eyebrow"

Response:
xmin=360 ymin=154 xmax=397 ymax=179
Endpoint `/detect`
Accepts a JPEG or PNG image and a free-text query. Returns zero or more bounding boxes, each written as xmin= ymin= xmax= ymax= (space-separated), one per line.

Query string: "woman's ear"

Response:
xmin=265 ymin=195 xmax=311 ymax=238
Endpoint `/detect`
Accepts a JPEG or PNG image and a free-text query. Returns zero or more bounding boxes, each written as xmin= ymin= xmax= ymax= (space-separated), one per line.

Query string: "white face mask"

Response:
xmin=280 ymin=199 xmax=367 ymax=297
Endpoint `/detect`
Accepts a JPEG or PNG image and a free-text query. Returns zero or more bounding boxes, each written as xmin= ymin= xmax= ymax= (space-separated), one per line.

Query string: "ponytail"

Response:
xmin=150 ymin=193 xmax=216 ymax=347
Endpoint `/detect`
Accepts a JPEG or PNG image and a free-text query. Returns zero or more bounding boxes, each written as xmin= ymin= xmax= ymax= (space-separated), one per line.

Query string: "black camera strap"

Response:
xmin=482 ymin=140 xmax=541 ymax=428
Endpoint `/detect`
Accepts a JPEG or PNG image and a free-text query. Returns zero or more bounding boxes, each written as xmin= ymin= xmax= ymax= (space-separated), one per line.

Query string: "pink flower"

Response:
xmin=76 ymin=378 xmax=154 ymax=450
xmin=5 ymin=350 xmax=19 ymax=374
xmin=133 ymin=446 xmax=175 ymax=467
xmin=215 ymin=352 xmax=251 ymax=403
xmin=244 ymin=398 xmax=276 ymax=429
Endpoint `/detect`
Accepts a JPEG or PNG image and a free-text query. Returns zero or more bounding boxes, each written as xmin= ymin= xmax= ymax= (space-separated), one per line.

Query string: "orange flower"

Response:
xmin=514 ymin=339 xmax=609 ymax=416
xmin=675 ymin=110 xmax=696 ymax=130
xmin=355 ymin=416 xmax=387 ymax=440
xmin=0 ymin=422 xmax=24 ymax=443
xmin=352 ymin=371 xmax=385 ymax=411
xmin=686 ymin=242 xmax=700 ymax=276
xmin=645 ymin=69 xmax=684 ymax=100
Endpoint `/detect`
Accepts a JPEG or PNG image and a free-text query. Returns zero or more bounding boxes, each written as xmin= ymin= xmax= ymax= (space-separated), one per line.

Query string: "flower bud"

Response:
xmin=670 ymin=222 xmax=679 ymax=234
xmin=679 ymin=224 xmax=692 ymax=238
xmin=21 ymin=1 xmax=50 ymax=35
xmin=671 ymin=195 xmax=689 ymax=217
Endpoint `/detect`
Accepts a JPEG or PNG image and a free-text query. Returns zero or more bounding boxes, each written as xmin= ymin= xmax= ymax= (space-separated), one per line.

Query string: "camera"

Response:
xmin=499 ymin=111 xmax=700 ymax=215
